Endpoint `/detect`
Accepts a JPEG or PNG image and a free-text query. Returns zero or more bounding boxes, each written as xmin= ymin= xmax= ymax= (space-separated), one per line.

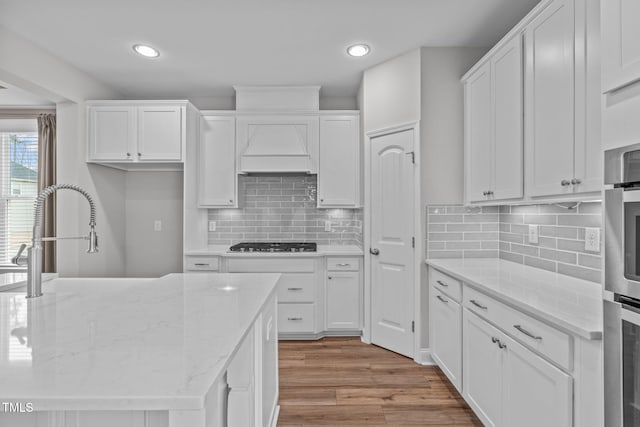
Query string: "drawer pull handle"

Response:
xmin=194 ymin=263 xmax=210 ymax=267
xmin=491 ymin=337 xmax=499 ymax=344
xmin=337 ymin=263 xmax=351 ymax=267
xmin=287 ymin=317 xmax=303 ymax=321
xmin=498 ymin=341 xmax=507 ymax=349
xmin=470 ymin=299 xmax=488 ymax=310
xmin=436 ymin=280 xmax=448 ymax=287
xmin=287 ymin=287 xmax=303 ymax=291
xmin=513 ymin=325 xmax=542 ymax=340
xmin=436 ymin=295 xmax=449 ymax=304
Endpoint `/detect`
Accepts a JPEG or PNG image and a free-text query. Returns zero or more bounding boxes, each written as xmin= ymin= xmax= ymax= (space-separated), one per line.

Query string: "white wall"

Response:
xmin=0 ymin=26 xmax=126 ymax=277
xmin=125 ymin=172 xmax=183 ymax=277
xmin=362 ymin=49 xmax=422 ymax=133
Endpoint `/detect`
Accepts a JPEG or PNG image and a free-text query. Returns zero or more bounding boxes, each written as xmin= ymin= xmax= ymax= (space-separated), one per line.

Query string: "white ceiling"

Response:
xmin=0 ymin=80 xmax=55 ymax=107
xmin=0 ymin=0 xmax=540 ymax=99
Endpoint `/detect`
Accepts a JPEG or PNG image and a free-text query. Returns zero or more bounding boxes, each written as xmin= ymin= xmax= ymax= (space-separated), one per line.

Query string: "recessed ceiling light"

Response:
xmin=132 ymin=44 xmax=160 ymax=58
xmin=347 ymin=44 xmax=370 ymax=57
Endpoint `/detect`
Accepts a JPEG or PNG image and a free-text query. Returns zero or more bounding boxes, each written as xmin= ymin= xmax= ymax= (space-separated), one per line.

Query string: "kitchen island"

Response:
xmin=0 ymin=273 xmax=281 ymax=427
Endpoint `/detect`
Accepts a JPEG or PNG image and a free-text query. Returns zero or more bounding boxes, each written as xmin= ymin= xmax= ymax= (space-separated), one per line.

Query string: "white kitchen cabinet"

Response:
xmin=602 ymin=0 xmax=640 ymax=93
xmin=464 ymin=34 xmax=523 ymax=204
xmin=260 ymin=295 xmax=279 ymax=427
xmin=318 ymin=114 xmax=361 ymax=208
xmin=227 ymin=325 xmax=255 ymax=427
xmin=463 ymin=309 xmax=572 ymax=427
xmin=198 ymin=115 xmax=237 ymax=208
xmin=463 ymin=308 xmax=503 ymax=427
xmin=430 ymin=287 xmax=462 ymax=392
xmin=87 ymin=101 xmax=192 ymax=169
xmin=465 ymin=62 xmax=493 ymax=203
xmin=524 ymin=0 xmax=601 ymax=198
xmin=326 ymin=272 xmax=361 ymax=330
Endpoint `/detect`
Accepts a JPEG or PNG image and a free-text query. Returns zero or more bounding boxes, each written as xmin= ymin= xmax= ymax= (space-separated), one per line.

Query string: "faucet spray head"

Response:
xmin=88 ymin=226 xmax=98 ymax=253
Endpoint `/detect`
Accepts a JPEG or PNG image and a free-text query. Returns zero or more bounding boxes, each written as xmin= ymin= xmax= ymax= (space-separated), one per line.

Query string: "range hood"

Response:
xmin=240 ymin=123 xmax=313 ymax=173
xmin=235 ymin=86 xmax=320 ymax=174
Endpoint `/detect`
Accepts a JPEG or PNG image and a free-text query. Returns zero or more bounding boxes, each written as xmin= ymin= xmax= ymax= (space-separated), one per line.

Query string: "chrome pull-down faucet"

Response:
xmin=12 ymin=184 xmax=98 ymax=298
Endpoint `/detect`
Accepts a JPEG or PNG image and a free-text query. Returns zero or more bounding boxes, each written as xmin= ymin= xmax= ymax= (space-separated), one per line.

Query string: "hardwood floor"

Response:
xmin=277 ymin=337 xmax=482 ymax=426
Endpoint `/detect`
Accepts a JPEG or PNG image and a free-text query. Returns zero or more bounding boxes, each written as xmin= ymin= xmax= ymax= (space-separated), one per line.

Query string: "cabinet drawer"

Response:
xmin=430 ymin=268 xmax=462 ymax=302
xmin=278 ymin=304 xmax=315 ymax=333
xmin=185 ymin=256 xmax=219 ymax=271
xmin=227 ymin=257 xmax=315 ymax=273
xmin=327 ymin=257 xmax=360 ymax=271
xmin=464 ymin=285 xmax=572 ymax=370
xmin=277 ymin=274 xmax=315 ymax=303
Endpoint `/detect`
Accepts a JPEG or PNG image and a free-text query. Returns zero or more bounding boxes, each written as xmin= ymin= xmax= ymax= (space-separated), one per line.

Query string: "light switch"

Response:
xmin=208 ymin=221 xmax=217 ymax=232
xmin=154 ymin=220 xmax=162 ymax=232
xmin=585 ymin=227 xmax=600 ymax=252
xmin=528 ymin=225 xmax=539 ymax=244
xmin=324 ymin=220 xmax=332 ymax=232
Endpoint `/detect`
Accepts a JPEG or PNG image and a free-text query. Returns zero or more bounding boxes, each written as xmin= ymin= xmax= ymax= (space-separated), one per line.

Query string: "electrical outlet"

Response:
xmin=585 ymin=227 xmax=601 ymax=252
xmin=208 ymin=221 xmax=217 ymax=232
xmin=154 ymin=220 xmax=162 ymax=232
xmin=324 ymin=220 xmax=332 ymax=232
xmin=528 ymin=225 xmax=539 ymax=244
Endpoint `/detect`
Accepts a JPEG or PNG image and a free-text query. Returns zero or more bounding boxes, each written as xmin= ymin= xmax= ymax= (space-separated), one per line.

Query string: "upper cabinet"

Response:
xmin=318 ymin=114 xmax=361 ymax=208
xmin=87 ymin=100 xmax=194 ymax=170
xmin=198 ymin=115 xmax=237 ymax=208
xmin=602 ymin=0 xmax=640 ymax=93
xmin=464 ymin=35 xmax=523 ymax=203
xmin=463 ymin=0 xmax=601 ymax=204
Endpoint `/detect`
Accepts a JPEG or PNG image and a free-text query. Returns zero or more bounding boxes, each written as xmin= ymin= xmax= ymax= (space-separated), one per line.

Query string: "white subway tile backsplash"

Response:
xmin=427 ymin=201 xmax=603 ymax=283
xmin=208 ymin=175 xmax=362 ymax=246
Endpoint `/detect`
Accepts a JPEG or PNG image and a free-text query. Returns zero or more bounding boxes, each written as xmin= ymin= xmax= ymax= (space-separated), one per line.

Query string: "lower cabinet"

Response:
xmin=325 ymin=257 xmax=362 ymax=332
xmin=227 ymin=325 xmax=256 ymax=426
xmin=463 ymin=308 xmax=572 ymax=427
xmin=430 ymin=287 xmax=462 ymax=392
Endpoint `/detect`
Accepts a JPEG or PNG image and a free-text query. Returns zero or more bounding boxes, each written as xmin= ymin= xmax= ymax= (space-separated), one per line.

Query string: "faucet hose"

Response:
xmin=34 ymin=184 xmax=97 ymax=228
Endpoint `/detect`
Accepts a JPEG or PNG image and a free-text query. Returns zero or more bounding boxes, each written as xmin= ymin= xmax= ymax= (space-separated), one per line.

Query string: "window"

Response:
xmin=0 ymin=128 xmax=38 ymax=264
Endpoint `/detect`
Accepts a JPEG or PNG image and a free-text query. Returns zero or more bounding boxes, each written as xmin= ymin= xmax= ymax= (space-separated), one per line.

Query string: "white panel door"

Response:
xmin=465 ymin=62 xmax=493 ymax=202
xmin=138 ymin=106 xmax=183 ymax=161
xmin=88 ymin=106 xmax=136 ymax=161
xmin=502 ymin=333 xmax=573 ymax=427
xmin=370 ymin=129 xmax=414 ymax=358
xmin=326 ymin=272 xmax=361 ymax=330
xmin=318 ymin=115 xmax=359 ymax=207
xmin=524 ymin=0 xmax=575 ymax=197
xmin=463 ymin=309 xmax=503 ymax=427
xmin=198 ymin=116 xmax=237 ymax=207
xmin=602 ymin=0 xmax=640 ymax=92
xmin=430 ymin=288 xmax=462 ymax=391
xmin=492 ymin=35 xmax=523 ymax=200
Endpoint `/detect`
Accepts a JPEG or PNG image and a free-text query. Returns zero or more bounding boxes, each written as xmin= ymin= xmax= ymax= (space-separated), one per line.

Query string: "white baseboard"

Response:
xmin=416 ymin=348 xmax=436 ymax=365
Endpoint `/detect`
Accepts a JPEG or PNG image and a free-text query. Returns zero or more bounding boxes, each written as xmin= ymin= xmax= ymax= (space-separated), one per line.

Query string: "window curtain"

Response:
xmin=37 ymin=114 xmax=56 ymax=273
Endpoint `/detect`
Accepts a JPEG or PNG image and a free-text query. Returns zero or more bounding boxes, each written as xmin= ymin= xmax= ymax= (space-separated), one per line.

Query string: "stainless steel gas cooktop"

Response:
xmin=229 ymin=242 xmax=317 ymax=253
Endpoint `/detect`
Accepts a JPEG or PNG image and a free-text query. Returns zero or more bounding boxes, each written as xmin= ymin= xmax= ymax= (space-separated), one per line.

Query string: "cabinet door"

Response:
xmin=492 ymin=35 xmax=524 ymax=200
xmin=88 ymin=106 xmax=136 ymax=161
xmin=463 ymin=309 xmax=503 ymax=427
xmin=602 ymin=0 xmax=640 ymax=93
xmin=228 ymin=325 xmax=255 ymax=427
xmin=318 ymin=115 xmax=360 ymax=207
xmin=198 ymin=116 xmax=237 ymax=207
xmin=502 ymin=334 xmax=573 ymax=427
xmin=430 ymin=288 xmax=462 ymax=391
xmin=137 ymin=106 xmax=183 ymax=161
xmin=261 ymin=295 xmax=278 ymax=427
xmin=524 ymin=0 xmax=575 ymax=198
xmin=326 ymin=271 xmax=361 ymax=330
xmin=465 ymin=62 xmax=493 ymax=202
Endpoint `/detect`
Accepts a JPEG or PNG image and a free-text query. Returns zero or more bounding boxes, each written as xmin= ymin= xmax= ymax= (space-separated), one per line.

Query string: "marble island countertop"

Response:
xmin=0 ymin=273 xmax=280 ymax=411
xmin=426 ymin=258 xmax=603 ymax=340
xmin=185 ymin=244 xmax=364 ymax=256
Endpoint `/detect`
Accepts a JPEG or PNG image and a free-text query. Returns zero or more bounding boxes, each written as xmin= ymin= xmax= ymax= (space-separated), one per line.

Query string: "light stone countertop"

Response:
xmin=0 ymin=273 xmax=280 ymax=411
xmin=185 ymin=244 xmax=364 ymax=257
xmin=0 ymin=272 xmax=57 ymax=292
xmin=426 ymin=258 xmax=603 ymax=340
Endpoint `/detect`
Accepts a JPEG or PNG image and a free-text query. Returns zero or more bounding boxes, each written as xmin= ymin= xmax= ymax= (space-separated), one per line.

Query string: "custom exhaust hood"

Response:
xmin=234 ymin=86 xmax=320 ymax=174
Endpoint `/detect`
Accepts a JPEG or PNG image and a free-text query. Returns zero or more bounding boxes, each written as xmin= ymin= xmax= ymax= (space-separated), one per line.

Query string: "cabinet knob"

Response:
xmin=126 ymin=152 xmax=131 ymax=157
xmin=328 ymin=276 xmax=332 ymax=280
xmin=571 ymin=178 xmax=581 ymax=185
xmin=137 ymin=152 xmax=142 ymax=157
xmin=486 ymin=190 xmax=493 ymax=196
xmin=561 ymin=179 xmax=571 ymax=187
xmin=229 ymin=199 xmax=233 ymax=203
xmin=320 ymin=198 xmax=324 ymax=202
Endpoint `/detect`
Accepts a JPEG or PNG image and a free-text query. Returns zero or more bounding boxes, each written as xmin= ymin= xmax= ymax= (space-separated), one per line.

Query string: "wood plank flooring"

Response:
xmin=277 ymin=337 xmax=482 ymax=426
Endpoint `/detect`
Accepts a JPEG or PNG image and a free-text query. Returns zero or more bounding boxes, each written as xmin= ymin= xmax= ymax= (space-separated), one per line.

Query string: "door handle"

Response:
xmin=370 ymin=248 xmax=380 ymax=256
